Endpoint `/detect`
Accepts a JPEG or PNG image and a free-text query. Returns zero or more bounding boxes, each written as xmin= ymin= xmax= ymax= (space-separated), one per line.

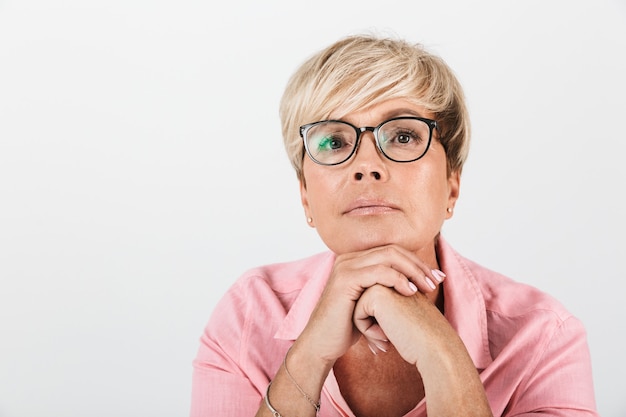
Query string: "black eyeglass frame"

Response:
xmin=299 ymin=116 xmax=438 ymax=166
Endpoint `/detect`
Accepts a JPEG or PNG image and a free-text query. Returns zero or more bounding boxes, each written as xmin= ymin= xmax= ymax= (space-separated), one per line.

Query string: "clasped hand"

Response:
xmin=297 ymin=244 xmax=447 ymax=368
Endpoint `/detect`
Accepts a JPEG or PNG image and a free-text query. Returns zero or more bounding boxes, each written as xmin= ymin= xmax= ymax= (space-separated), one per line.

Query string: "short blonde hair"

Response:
xmin=279 ymin=34 xmax=471 ymax=181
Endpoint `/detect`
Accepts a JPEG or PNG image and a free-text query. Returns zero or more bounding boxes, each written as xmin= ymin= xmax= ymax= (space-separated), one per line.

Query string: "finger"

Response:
xmin=347 ymin=248 xmax=443 ymax=295
xmin=376 ymin=245 xmax=447 ymax=292
xmin=356 ymin=319 xmax=391 ymax=355
xmin=361 ymin=322 xmax=388 ymax=343
xmin=350 ymin=263 xmax=419 ymax=297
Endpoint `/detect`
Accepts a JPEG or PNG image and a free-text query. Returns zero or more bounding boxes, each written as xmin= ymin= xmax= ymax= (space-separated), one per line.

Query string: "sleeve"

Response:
xmin=507 ymin=316 xmax=599 ymax=417
xmin=189 ymin=280 xmax=265 ymax=417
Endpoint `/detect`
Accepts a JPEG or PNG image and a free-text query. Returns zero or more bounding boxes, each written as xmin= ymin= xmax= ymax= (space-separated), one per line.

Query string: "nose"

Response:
xmin=351 ymin=132 xmax=387 ymax=182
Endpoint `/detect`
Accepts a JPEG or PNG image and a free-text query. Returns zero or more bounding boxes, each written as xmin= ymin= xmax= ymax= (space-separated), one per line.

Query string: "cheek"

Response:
xmin=401 ymin=165 xmax=450 ymax=210
xmin=306 ymin=180 xmax=337 ymax=215
xmin=302 ymin=165 xmax=335 ymax=213
xmin=422 ymin=147 xmax=451 ymax=195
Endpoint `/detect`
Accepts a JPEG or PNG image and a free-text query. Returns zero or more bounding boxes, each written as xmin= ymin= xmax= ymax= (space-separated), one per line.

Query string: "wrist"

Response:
xmin=288 ymin=338 xmax=336 ymax=376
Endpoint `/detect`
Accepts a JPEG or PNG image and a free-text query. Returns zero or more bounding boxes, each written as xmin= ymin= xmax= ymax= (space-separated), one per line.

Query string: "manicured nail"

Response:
xmin=431 ymin=269 xmax=446 ymax=282
xmin=408 ymin=282 xmax=418 ymax=293
xmin=425 ymin=277 xmax=436 ymax=290
xmin=368 ymin=343 xmax=378 ymax=355
xmin=373 ymin=341 xmax=387 ymax=353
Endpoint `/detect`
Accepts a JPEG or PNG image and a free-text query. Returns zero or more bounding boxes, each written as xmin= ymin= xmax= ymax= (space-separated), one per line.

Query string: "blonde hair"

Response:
xmin=279 ymin=34 xmax=471 ymax=181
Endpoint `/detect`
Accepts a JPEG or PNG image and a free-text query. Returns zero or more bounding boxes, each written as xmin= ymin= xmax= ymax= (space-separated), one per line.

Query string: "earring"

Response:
xmin=446 ymin=207 xmax=453 ymax=213
xmin=307 ymin=217 xmax=313 ymax=223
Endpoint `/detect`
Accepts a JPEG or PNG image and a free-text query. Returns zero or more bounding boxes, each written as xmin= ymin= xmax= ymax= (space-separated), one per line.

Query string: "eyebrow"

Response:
xmin=329 ymin=107 xmax=431 ymax=125
xmin=380 ymin=108 xmax=428 ymax=120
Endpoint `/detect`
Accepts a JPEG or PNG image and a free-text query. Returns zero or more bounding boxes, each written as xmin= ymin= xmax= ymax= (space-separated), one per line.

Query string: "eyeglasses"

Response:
xmin=299 ymin=116 xmax=437 ymax=166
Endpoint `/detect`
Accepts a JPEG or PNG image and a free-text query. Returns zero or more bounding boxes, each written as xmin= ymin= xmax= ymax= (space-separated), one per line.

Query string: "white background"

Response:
xmin=1 ymin=0 xmax=625 ymax=416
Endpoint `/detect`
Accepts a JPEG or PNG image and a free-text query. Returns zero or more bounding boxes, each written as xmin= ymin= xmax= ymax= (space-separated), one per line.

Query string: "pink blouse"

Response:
xmin=191 ymin=237 xmax=598 ymax=416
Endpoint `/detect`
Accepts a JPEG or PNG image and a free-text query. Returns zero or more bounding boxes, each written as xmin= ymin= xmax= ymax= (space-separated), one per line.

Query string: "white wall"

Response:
xmin=1 ymin=0 xmax=624 ymax=416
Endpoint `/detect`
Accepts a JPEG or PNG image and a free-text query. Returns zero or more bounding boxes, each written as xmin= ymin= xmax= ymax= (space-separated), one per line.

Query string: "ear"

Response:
xmin=299 ymin=179 xmax=309 ymax=211
xmin=446 ymin=170 xmax=461 ymax=218
xmin=299 ymin=179 xmax=314 ymax=227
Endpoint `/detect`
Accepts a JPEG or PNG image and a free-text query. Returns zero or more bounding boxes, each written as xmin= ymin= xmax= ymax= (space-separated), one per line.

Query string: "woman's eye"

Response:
xmin=317 ymin=136 xmax=344 ymax=150
xmin=388 ymin=131 xmax=421 ymax=145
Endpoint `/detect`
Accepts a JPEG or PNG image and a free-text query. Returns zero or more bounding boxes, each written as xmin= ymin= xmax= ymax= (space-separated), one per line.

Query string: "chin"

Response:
xmin=330 ymin=230 xmax=404 ymax=254
xmin=321 ymin=225 xmax=437 ymax=256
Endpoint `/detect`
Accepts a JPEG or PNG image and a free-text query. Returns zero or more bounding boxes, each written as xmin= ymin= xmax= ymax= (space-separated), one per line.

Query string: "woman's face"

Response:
xmin=299 ymin=98 xmax=460 ymax=261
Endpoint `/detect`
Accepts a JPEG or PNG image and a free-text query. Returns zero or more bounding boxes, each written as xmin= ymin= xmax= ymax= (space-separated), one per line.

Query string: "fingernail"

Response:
xmin=425 ymin=277 xmax=436 ymax=290
xmin=368 ymin=343 xmax=378 ymax=355
xmin=408 ymin=282 xmax=418 ymax=293
xmin=373 ymin=341 xmax=387 ymax=353
xmin=431 ymin=269 xmax=446 ymax=282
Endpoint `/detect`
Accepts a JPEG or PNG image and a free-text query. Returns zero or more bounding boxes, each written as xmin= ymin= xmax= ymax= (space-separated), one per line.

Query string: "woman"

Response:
xmin=191 ymin=35 xmax=598 ymax=417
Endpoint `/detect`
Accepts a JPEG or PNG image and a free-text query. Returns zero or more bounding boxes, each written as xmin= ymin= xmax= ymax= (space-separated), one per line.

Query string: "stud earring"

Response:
xmin=307 ymin=217 xmax=313 ymax=223
xmin=447 ymin=207 xmax=453 ymax=213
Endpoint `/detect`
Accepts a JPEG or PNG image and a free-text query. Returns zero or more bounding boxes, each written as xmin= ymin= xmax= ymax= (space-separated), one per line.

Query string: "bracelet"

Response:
xmin=264 ymin=348 xmax=321 ymax=417
xmin=283 ymin=347 xmax=321 ymax=414
xmin=264 ymin=381 xmax=282 ymax=417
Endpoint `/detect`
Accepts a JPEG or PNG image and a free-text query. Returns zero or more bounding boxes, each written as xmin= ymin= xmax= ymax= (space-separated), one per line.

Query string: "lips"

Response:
xmin=342 ymin=198 xmax=400 ymax=215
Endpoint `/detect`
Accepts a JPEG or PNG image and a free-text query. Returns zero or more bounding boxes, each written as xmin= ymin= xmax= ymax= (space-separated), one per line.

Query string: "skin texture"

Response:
xmin=256 ymin=98 xmax=492 ymax=417
xmin=300 ymin=99 xmax=459 ymax=259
